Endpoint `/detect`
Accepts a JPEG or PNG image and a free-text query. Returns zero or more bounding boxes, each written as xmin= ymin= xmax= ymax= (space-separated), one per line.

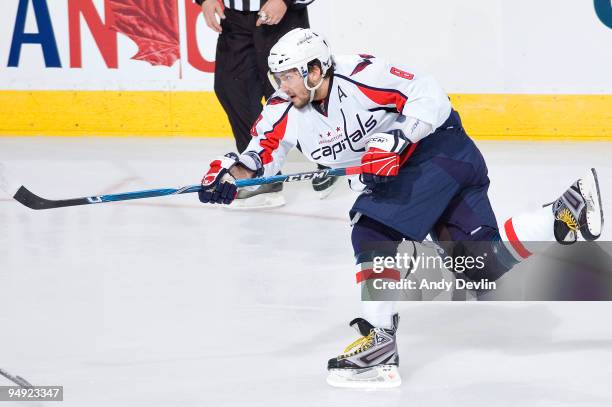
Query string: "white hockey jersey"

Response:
xmin=243 ymin=54 xmax=452 ymax=176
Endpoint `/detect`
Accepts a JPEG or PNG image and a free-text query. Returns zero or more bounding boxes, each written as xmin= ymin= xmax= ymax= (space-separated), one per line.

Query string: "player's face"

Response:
xmin=271 ymin=69 xmax=310 ymax=108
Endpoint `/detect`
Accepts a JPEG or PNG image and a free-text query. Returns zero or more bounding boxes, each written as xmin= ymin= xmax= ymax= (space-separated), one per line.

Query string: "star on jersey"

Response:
xmin=319 ymin=127 xmax=344 ymax=139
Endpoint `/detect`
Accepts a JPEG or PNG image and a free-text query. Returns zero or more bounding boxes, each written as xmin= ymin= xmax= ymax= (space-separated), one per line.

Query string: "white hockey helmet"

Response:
xmin=267 ymin=28 xmax=332 ymax=100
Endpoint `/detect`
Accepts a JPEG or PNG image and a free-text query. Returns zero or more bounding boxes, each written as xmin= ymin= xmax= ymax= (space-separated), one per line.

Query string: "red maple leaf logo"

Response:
xmin=108 ymin=0 xmax=180 ymax=67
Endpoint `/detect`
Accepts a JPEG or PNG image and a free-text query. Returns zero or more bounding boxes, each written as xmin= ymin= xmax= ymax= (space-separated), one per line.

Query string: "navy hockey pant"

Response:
xmin=350 ymin=110 xmax=517 ymax=282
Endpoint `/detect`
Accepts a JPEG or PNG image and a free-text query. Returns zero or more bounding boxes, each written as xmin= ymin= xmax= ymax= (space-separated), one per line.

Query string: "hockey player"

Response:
xmin=197 ymin=28 xmax=604 ymax=388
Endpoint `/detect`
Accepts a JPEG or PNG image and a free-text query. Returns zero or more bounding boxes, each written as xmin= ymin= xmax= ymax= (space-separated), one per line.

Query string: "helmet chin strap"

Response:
xmin=304 ymin=76 xmax=325 ymax=102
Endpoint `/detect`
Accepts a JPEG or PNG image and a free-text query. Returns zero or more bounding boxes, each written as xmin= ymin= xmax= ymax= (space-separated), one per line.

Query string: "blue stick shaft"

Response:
xmin=13 ymin=167 xmax=359 ymax=210
xmin=97 ymin=168 xmax=351 ymax=203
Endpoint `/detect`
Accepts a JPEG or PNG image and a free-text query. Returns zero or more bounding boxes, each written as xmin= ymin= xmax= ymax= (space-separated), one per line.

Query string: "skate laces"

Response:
xmin=343 ymin=331 xmax=375 ymax=355
xmin=557 ymin=207 xmax=579 ymax=231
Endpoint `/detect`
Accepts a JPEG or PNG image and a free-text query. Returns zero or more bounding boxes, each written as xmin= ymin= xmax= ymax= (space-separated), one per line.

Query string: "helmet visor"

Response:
xmin=267 ymin=69 xmax=302 ymax=91
xmin=267 ymin=70 xmax=282 ymax=91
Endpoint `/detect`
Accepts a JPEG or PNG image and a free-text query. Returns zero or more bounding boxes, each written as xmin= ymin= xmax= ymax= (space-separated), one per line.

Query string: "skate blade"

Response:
xmin=316 ymin=178 xmax=340 ymax=200
xmin=225 ymin=192 xmax=286 ymax=210
xmin=326 ymin=365 xmax=401 ymax=389
xmin=579 ymin=168 xmax=603 ymax=240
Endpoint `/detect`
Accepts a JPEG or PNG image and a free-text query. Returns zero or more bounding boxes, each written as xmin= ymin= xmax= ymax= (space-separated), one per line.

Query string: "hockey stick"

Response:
xmin=0 ymin=368 xmax=33 ymax=388
xmin=2 ymin=165 xmax=362 ymax=210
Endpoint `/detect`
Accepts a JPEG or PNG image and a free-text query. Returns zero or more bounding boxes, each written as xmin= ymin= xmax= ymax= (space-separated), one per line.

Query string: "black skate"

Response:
xmin=312 ymin=164 xmax=339 ymax=199
xmin=327 ymin=314 xmax=401 ymax=388
xmin=547 ymin=168 xmax=604 ymax=244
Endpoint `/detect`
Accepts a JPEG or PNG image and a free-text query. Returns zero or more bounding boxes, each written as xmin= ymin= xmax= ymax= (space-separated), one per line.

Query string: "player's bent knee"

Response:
xmin=452 ymin=230 xmax=520 ymax=283
xmin=351 ymin=215 xmax=404 ymax=263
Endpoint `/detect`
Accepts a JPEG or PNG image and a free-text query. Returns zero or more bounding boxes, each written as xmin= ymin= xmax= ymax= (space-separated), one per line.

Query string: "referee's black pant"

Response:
xmin=214 ymin=7 xmax=309 ymax=153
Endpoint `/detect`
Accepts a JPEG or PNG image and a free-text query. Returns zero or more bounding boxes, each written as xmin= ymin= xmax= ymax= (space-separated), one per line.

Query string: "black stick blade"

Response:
xmin=13 ymin=186 xmax=89 ymax=210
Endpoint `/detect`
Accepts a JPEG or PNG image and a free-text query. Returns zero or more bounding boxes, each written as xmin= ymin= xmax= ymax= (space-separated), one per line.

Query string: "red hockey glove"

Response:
xmin=199 ymin=153 xmax=239 ymax=204
xmin=360 ymin=130 xmax=411 ymax=187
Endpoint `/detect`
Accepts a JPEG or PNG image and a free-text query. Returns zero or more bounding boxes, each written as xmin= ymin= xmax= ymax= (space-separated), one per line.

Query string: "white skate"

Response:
xmin=548 ymin=168 xmax=604 ymax=244
xmin=327 ymin=314 xmax=401 ymax=389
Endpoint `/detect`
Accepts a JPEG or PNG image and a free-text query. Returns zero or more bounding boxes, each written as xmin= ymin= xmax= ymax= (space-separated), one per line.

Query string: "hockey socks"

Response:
xmin=500 ymin=205 xmax=555 ymax=261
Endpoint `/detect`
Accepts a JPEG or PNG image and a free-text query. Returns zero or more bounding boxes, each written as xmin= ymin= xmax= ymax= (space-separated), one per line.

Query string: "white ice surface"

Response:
xmin=1 ymin=138 xmax=612 ymax=407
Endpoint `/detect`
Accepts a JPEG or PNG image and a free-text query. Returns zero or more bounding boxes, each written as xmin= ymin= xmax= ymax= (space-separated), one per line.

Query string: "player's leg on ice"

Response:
xmin=326 ymin=215 xmax=403 ymax=388
xmin=326 ymin=108 xmax=605 ymax=387
xmin=327 ymin=110 xmax=491 ymax=388
xmin=431 ymin=170 xmax=604 ymax=295
xmin=426 ymin=169 xmax=605 ymax=301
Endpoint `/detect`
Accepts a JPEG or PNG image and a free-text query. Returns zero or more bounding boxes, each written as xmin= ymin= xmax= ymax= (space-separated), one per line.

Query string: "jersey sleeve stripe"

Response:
xmin=335 ymin=73 xmax=408 ymax=114
xmin=356 ymin=84 xmax=407 ymax=114
xmin=259 ymin=105 xmax=292 ymax=165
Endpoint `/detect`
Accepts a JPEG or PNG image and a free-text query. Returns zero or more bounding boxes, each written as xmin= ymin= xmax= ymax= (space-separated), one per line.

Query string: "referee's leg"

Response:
xmin=214 ymin=9 xmax=264 ymax=153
